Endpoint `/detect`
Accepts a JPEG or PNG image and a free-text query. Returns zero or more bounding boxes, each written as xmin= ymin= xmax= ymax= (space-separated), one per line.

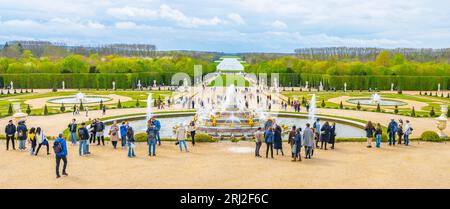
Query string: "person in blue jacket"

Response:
xmin=17 ymin=120 xmax=28 ymax=151
xmin=387 ymin=118 xmax=398 ymax=146
xmin=151 ymin=117 xmax=161 ymax=146
xmin=54 ymin=133 xmax=68 ymax=178
xmin=120 ymin=121 xmax=128 ymax=149
xmin=264 ymin=127 xmax=274 ymax=159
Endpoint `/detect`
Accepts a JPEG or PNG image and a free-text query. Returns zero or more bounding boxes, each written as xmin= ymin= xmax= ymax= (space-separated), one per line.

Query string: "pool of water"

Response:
xmin=48 ymin=96 xmax=110 ymax=104
xmin=347 ymin=98 xmax=406 ymax=106
xmin=104 ymin=116 xmax=366 ymax=139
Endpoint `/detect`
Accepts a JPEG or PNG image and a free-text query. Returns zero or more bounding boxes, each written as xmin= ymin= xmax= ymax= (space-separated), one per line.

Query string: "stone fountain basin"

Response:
xmin=346 ymin=98 xmax=407 ymax=106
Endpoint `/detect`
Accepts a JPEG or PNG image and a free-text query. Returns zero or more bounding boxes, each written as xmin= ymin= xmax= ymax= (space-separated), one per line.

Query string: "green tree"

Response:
xmin=44 ymin=105 xmax=49 ymax=115
xmin=356 ymin=101 xmax=361 ymax=110
xmin=376 ymin=103 xmax=381 ymax=112
xmin=375 ymin=51 xmax=391 ymax=67
xmin=339 ymin=101 xmax=343 ymax=109
xmin=136 ymin=99 xmax=140 ymax=107
xmin=79 ymin=101 xmax=84 ymax=111
xmin=411 ymin=107 xmax=416 ymax=117
xmin=430 ymin=107 xmax=435 ymax=117
xmin=26 ymin=104 xmax=31 ymax=115
xmin=60 ymin=103 xmax=66 ymax=112
xmin=394 ymin=105 xmax=399 ymax=114
xmin=321 ymin=99 xmax=326 ymax=108
xmin=392 ymin=53 xmax=405 ymax=65
xmin=117 ymin=99 xmax=122 ymax=108
xmin=8 ymin=103 xmax=13 ymax=115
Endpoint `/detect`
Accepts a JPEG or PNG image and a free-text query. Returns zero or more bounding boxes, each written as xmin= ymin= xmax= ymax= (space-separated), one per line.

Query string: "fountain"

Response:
xmin=146 ymin=93 xmax=153 ymax=121
xmin=347 ymin=93 xmax=406 ymax=106
xmin=308 ymin=94 xmax=316 ymax=124
xmin=76 ymin=92 xmax=86 ymax=103
xmin=48 ymin=92 xmax=109 ymax=104
xmin=371 ymin=93 xmax=382 ymax=104
xmin=137 ymin=80 xmax=142 ymax=90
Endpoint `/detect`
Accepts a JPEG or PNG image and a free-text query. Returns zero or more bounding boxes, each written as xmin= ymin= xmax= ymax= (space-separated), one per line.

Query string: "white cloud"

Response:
xmin=106 ymin=6 xmax=159 ymax=19
xmin=270 ymin=20 xmax=287 ymax=29
xmin=115 ymin=21 xmax=138 ymax=29
xmin=227 ymin=13 xmax=245 ymax=25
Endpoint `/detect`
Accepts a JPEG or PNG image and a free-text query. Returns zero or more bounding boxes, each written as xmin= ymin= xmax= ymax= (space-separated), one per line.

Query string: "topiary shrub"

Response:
xmin=430 ymin=107 xmax=435 ymax=117
xmin=8 ymin=103 xmax=13 ymax=115
xmin=117 ymin=99 xmax=122 ymax=108
xmin=43 ymin=105 xmax=49 ymax=115
xmin=356 ymin=101 xmax=361 ymax=110
xmin=230 ymin=137 xmax=239 ymax=143
xmin=99 ymin=100 xmax=103 ymax=109
xmin=420 ymin=131 xmax=441 ymax=142
xmin=394 ymin=105 xmax=399 ymax=114
xmin=60 ymin=103 xmax=66 ymax=112
xmin=321 ymin=100 xmax=326 ymax=108
xmin=339 ymin=101 xmax=343 ymax=109
xmin=411 ymin=107 xmax=416 ymax=117
xmin=79 ymin=101 xmax=84 ymax=111
xmin=376 ymin=103 xmax=381 ymax=112
xmin=194 ymin=133 xmax=217 ymax=142
xmin=26 ymin=105 xmax=31 ymax=115
xmin=136 ymin=99 xmax=140 ymax=108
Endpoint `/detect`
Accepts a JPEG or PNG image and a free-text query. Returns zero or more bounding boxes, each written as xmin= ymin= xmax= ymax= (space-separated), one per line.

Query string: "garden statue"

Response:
xmin=10 ymin=81 xmax=13 ymax=91
xmin=62 ymin=81 xmax=65 ymax=90
xmin=12 ymin=102 xmax=27 ymax=123
xmin=344 ymin=82 xmax=347 ymax=92
xmin=112 ymin=81 xmax=116 ymax=90
xmin=438 ymin=83 xmax=441 ymax=92
xmin=391 ymin=83 xmax=394 ymax=91
xmin=436 ymin=104 xmax=448 ymax=138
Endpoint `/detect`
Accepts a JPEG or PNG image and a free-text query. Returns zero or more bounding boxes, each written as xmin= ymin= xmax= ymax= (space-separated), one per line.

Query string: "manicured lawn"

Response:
xmin=209 ymin=74 xmax=250 ymax=87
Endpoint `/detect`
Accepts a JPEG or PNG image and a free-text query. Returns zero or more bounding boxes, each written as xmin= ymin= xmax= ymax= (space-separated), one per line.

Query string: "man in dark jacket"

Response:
xmin=5 ymin=120 xmax=16 ymax=150
xmin=78 ymin=123 xmax=89 ymax=156
xmin=68 ymin=119 xmax=77 ymax=145
xmin=17 ymin=120 xmax=28 ymax=151
xmin=96 ymin=121 xmax=105 ymax=146
xmin=387 ymin=119 xmax=398 ymax=146
xmin=320 ymin=122 xmax=331 ymax=150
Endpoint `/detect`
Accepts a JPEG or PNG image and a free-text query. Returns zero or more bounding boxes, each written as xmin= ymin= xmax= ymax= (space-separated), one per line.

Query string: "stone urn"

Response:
xmin=12 ymin=103 xmax=28 ymax=123
xmin=436 ymin=104 xmax=448 ymax=138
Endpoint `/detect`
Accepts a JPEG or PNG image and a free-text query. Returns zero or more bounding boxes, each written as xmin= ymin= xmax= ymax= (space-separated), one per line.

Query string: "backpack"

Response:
xmin=53 ymin=141 xmax=62 ymax=153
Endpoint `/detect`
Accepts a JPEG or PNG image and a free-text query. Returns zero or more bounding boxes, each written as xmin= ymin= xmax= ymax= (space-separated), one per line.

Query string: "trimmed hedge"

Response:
xmin=420 ymin=131 xmax=442 ymax=142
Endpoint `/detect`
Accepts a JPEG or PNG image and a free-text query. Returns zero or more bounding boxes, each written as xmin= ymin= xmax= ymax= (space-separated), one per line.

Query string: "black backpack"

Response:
xmin=53 ymin=141 xmax=62 ymax=153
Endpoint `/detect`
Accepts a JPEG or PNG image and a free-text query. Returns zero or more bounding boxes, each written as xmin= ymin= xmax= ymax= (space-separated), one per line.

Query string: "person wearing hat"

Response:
xmin=4 ymin=120 xmax=16 ymax=150
xmin=176 ymin=122 xmax=188 ymax=152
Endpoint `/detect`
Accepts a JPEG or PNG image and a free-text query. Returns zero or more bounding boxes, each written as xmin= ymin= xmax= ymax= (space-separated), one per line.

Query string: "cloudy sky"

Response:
xmin=1 ymin=0 xmax=450 ymax=52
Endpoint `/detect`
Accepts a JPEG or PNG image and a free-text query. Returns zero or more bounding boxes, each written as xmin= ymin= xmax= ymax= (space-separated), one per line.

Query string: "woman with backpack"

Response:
xmin=397 ymin=123 xmax=404 ymax=145
xmin=109 ymin=121 xmax=119 ymax=149
xmin=292 ymin=128 xmax=302 ymax=162
xmin=146 ymin=120 xmax=157 ymax=156
xmin=35 ymin=127 xmax=50 ymax=155
xmin=28 ymin=127 xmax=37 ymax=156
xmin=17 ymin=120 xmax=27 ymax=151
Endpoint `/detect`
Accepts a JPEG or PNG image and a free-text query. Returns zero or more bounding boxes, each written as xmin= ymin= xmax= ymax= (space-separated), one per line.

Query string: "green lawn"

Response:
xmin=209 ymin=74 xmax=250 ymax=87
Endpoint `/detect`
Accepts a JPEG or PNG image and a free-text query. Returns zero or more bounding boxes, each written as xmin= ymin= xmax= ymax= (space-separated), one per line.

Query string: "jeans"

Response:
xmin=55 ymin=155 xmax=67 ymax=177
xmin=155 ymin=131 xmax=161 ymax=145
xmin=178 ymin=140 xmax=188 ymax=152
xmin=376 ymin=134 xmax=381 ymax=148
xmin=389 ymin=132 xmax=396 ymax=145
xmin=404 ymin=134 xmax=409 ymax=145
xmin=121 ymin=136 xmax=127 ymax=148
xmin=35 ymin=141 xmax=49 ymax=155
xmin=128 ymin=142 xmax=135 ymax=157
xmin=19 ymin=140 xmax=26 ymax=150
xmin=79 ymin=140 xmax=87 ymax=156
xmin=190 ymin=131 xmax=196 ymax=145
xmin=30 ymin=140 xmax=37 ymax=155
xmin=148 ymin=139 xmax=156 ymax=155
xmin=6 ymin=135 xmax=15 ymax=150
xmin=70 ymin=132 xmax=77 ymax=145
xmin=266 ymin=142 xmax=273 ymax=158
xmin=255 ymin=141 xmax=262 ymax=156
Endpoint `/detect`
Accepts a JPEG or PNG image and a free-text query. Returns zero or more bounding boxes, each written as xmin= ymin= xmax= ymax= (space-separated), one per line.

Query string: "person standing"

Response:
xmin=375 ymin=123 xmax=383 ymax=148
xmin=320 ymin=122 xmax=331 ymax=150
xmin=264 ymin=127 xmax=274 ymax=158
xmin=152 ymin=117 xmax=162 ymax=146
xmin=28 ymin=127 xmax=37 ymax=156
xmin=287 ymin=126 xmax=296 ymax=158
xmin=254 ymin=127 xmax=263 ymax=157
xmin=109 ymin=121 xmax=120 ymax=149
xmin=17 ymin=120 xmax=27 ymax=151
xmin=120 ymin=121 xmax=128 ymax=149
xmin=188 ymin=121 xmax=196 ymax=146
xmin=54 ymin=133 xmax=68 ymax=178
xmin=35 ymin=127 xmax=50 ymax=155
xmin=68 ymin=119 xmax=77 ymax=145
xmin=176 ymin=123 xmax=188 ymax=152
xmin=273 ymin=124 xmax=284 ymax=156
xmin=5 ymin=120 xmax=16 ymax=150
xmin=387 ymin=119 xmax=398 ymax=146
xmin=89 ymin=119 xmax=97 ymax=145
xmin=397 ymin=123 xmax=404 ymax=145
xmin=292 ymin=128 xmax=302 ymax=162
xmin=96 ymin=120 xmax=105 ymax=146
xmin=77 ymin=123 xmax=89 ymax=157
xmin=365 ymin=121 xmax=376 ymax=148
xmin=329 ymin=122 xmax=336 ymax=149
xmin=303 ymin=123 xmax=314 ymax=159
xmin=102 ymin=105 xmax=106 ymax=115
xmin=146 ymin=121 xmax=157 ymax=156
xmin=127 ymin=126 xmax=136 ymax=158
xmin=85 ymin=106 xmax=89 ymax=117
xmin=404 ymin=120 xmax=413 ymax=146
xmin=313 ymin=118 xmax=321 ymax=148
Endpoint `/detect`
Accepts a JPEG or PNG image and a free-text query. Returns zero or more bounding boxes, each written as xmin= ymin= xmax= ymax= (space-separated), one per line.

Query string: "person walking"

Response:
xmin=320 ymin=121 xmax=331 ymax=150
xmin=127 ymin=126 xmax=136 ymax=158
xmin=68 ymin=119 xmax=77 ymax=145
xmin=17 ymin=120 xmax=27 ymax=151
xmin=54 ymin=133 xmax=68 ymax=178
xmin=287 ymin=126 xmax=296 ymax=158
xmin=35 ymin=127 xmax=50 ymax=155
xmin=387 ymin=118 xmax=398 ymax=146
xmin=264 ymin=127 xmax=274 ymax=158
xmin=375 ymin=123 xmax=383 ymax=148
xmin=109 ymin=121 xmax=120 ymax=149
xmin=303 ymin=123 xmax=314 ymax=159
xmin=5 ymin=120 xmax=16 ymax=150
xmin=404 ymin=120 xmax=413 ymax=146
xmin=254 ymin=127 xmax=263 ymax=157
xmin=365 ymin=121 xmax=376 ymax=148
xmin=28 ymin=127 xmax=37 ymax=156
xmin=77 ymin=123 xmax=89 ymax=157
xmin=146 ymin=121 xmax=157 ymax=156
xmin=96 ymin=120 xmax=105 ymax=146
xmin=102 ymin=105 xmax=106 ymax=115
xmin=176 ymin=123 xmax=188 ymax=152
xmin=292 ymin=128 xmax=302 ymax=162
xmin=329 ymin=122 xmax=336 ymax=149
xmin=273 ymin=124 xmax=284 ymax=156
xmin=120 ymin=121 xmax=128 ymax=149
xmin=188 ymin=121 xmax=196 ymax=146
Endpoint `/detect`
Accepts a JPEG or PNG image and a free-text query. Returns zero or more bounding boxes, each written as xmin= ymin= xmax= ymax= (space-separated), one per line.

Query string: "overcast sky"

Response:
xmin=1 ymin=0 xmax=450 ymax=53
